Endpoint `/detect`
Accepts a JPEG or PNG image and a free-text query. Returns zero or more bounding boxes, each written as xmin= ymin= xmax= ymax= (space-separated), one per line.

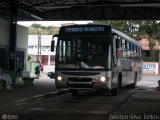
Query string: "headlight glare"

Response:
xmin=100 ymin=76 xmax=106 ymax=82
xmin=57 ymin=76 xmax=62 ymax=81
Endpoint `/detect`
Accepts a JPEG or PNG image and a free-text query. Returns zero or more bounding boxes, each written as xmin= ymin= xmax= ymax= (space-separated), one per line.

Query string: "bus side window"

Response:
xmin=128 ymin=42 xmax=132 ymax=58
xmin=129 ymin=42 xmax=131 ymax=51
xmin=135 ymin=46 xmax=138 ymax=53
xmin=126 ymin=41 xmax=130 ymax=57
xmin=112 ymin=36 xmax=118 ymax=65
xmin=137 ymin=46 xmax=141 ymax=55
xmin=122 ymin=39 xmax=126 ymax=58
xmin=132 ymin=44 xmax=135 ymax=52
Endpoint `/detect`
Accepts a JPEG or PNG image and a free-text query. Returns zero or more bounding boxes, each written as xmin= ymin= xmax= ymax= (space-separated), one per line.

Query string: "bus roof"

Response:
xmin=112 ymin=28 xmax=141 ymax=47
xmin=59 ymin=24 xmax=141 ymax=47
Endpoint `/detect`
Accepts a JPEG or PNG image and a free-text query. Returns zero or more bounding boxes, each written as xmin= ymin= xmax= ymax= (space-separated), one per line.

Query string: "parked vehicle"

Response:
xmin=47 ymin=72 xmax=55 ymax=79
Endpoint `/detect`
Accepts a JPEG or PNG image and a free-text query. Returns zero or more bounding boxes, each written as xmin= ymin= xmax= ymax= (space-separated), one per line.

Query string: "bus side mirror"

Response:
xmin=51 ymin=40 xmax=55 ymax=52
xmin=51 ymin=34 xmax=58 ymax=52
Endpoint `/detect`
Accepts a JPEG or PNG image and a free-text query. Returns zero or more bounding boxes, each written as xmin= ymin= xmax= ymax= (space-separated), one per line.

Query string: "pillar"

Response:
xmin=9 ymin=0 xmax=17 ymax=70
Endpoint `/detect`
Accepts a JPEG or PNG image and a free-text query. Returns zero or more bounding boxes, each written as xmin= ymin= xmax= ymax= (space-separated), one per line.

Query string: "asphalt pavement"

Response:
xmin=0 ymin=74 xmax=69 ymax=113
xmin=0 ymin=73 xmax=160 ymax=119
xmin=109 ymin=74 xmax=160 ymax=120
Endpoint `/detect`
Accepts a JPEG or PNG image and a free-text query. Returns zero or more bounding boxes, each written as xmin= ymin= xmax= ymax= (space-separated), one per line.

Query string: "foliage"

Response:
xmin=93 ymin=20 xmax=139 ymax=37
xmin=29 ymin=23 xmax=59 ymax=35
xmin=27 ymin=55 xmax=32 ymax=61
xmin=143 ymin=50 xmax=159 ymax=62
xmin=93 ymin=20 xmax=160 ymax=62
xmin=29 ymin=21 xmax=160 ymax=62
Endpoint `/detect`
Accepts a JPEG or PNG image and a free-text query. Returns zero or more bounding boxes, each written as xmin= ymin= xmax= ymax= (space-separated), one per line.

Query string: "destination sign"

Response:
xmin=65 ymin=27 xmax=105 ymax=32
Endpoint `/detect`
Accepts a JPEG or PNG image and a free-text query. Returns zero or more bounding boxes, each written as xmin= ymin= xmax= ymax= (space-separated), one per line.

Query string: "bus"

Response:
xmin=51 ymin=24 xmax=143 ymax=96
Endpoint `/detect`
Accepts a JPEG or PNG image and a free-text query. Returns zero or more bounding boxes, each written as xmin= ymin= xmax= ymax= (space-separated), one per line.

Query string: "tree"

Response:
xmin=93 ymin=20 xmax=160 ymax=62
xmin=93 ymin=20 xmax=142 ymax=38
xmin=31 ymin=24 xmax=42 ymax=29
xmin=29 ymin=24 xmax=59 ymax=35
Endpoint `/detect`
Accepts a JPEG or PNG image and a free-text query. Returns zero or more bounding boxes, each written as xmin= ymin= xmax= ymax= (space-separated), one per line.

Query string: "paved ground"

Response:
xmin=0 ymin=74 xmax=57 ymax=111
xmin=138 ymin=74 xmax=160 ymax=88
xmin=112 ymin=74 xmax=160 ymax=120
xmin=0 ymin=74 xmax=160 ymax=120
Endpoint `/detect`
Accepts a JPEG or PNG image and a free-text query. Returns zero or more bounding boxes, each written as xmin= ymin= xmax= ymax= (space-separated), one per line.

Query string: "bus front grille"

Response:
xmin=68 ymin=77 xmax=93 ymax=88
xmin=68 ymin=84 xmax=93 ymax=88
xmin=68 ymin=77 xmax=92 ymax=82
xmin=62 ymin=72 xmax=100 ymax=76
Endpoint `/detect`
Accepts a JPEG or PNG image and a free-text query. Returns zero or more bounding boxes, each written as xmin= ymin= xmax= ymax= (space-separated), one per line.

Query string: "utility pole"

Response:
xmin=37 ymin=28 xmax=41 ymax=62
xmin=159 ymin=45 xmax=160 ymax=62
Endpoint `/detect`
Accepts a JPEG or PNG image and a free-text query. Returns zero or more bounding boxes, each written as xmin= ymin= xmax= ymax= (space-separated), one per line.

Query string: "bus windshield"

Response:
xmin=56 ymin=36 xmax=111 ymax=70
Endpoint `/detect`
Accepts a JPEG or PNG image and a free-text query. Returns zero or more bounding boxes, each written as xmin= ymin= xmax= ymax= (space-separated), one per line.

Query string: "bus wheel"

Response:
xmin=111 ymin=88 xmax=118 ymax=96
xmin=128 ymin=81 xmax=136 ymax=88
xmin=70 ymin=89 xmax=78 ymax=96
xmin=127 ymin=73 xmax=137 ymax=89
xmin=111 ymin=75 xmax=121 ymax=96
xmin=118 ymin=74 xmax=122 ymax=89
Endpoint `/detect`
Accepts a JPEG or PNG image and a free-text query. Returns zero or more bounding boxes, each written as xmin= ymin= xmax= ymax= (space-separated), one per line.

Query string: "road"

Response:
xmin=4 ymin=74 xmax=160 ymax=120
xmin=10 ymin=89 xmax=136 ymax=120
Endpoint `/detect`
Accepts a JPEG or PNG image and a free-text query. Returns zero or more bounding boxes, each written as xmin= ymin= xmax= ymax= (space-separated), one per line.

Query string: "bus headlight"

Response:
xmin=100 ymin=76 xmax=106 ymax=82
xmin=57 ymin=76 xmax=62 ymax=81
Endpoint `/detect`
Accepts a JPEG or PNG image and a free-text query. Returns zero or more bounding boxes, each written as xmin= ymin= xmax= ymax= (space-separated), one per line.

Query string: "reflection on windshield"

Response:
xmin=81 ymin=62 xmax=105 ymax=69
xmin=57 ymin=36 xmax=111 ymax=69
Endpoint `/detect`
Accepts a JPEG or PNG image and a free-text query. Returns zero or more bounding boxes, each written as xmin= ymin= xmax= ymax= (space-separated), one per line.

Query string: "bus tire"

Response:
xmin=111 ymin=75 xmax=121 ymax=96
xmin=127 ymin=72 xmax=137 ymax=89
xmin=70 ymin=89 xmax=78 ymax=96
xmin=118 ymin=73 xmax=122 ymax=89
xmin=111 ymin=88 xmax=118 ymax=96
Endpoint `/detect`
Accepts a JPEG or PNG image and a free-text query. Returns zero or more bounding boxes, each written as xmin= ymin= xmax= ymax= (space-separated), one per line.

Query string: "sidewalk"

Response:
xmin=0 ymin=74 xmax=160 ymax=115
xmin=112 ymin=75 xmax=160 ymax=118
xmin=0 ymin=74 xmax=69 ymax=112
xmin=116 ymin=88 xmax=160 ymax=114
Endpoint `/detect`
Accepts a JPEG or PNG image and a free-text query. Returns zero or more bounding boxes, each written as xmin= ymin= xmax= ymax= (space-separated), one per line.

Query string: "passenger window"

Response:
xmin=132 ymin=44 xmax=134 ymax=52
xmin=135 ymin=46 xmax=137 ymax=53
xmin=112 ymin=36 xmax=117 ymax=65
xmin=126 ymin=41 xmax=130 ymax=57
xmin=122 ymin=39 xmax=126 ymax=57
xmin=122 ymin=39 xmax=125 ymax=49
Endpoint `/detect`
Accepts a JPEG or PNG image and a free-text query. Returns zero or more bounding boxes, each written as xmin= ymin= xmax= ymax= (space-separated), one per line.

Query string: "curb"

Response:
xmin=13 ymin=88 xmax=69 ymax=107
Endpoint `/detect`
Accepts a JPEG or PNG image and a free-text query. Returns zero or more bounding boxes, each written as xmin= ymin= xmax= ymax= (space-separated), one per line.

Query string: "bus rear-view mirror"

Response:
xmin=51 ymin=34 xmax=59 ymax=52
xmin=51 ymin=40 xmax=55 ymax=52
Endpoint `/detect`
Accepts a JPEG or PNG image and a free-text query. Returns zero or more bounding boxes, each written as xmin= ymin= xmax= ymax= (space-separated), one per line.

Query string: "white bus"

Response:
xmin=51 ymin=24 xmax=143 ymax=96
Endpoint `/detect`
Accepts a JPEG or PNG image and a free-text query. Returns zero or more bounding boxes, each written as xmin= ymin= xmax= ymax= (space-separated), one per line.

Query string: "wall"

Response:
xmin=17 ymin=25 xmax=28 ymax=50
xmin=0 ymin=18 xmax=28 ymax=70
xmin=0 ymin=18 xmax=10 ymax=46
xmin=17 ymin=25 xmax=28 ymax=70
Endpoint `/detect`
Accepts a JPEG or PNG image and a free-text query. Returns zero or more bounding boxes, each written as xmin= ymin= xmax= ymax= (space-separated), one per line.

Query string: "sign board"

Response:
xmin=143 ymin=62 xmax=158 ymax=74
xmin=59 ymin=25 xmax=112 ymax=35
xmin=65 ymin=27 xmax=105 ymax=32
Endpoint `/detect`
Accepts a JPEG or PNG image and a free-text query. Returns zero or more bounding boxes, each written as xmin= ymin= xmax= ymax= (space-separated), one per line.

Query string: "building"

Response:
xmin=139 ymin=38 xmax=160 ymax=62
xmin=28 ymin=23 xmax=76 ymax=73
xmin=28 ymin=35 xmax=56 ymax=73
xmin=0 ymin=18 xmax=28 ymax=70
